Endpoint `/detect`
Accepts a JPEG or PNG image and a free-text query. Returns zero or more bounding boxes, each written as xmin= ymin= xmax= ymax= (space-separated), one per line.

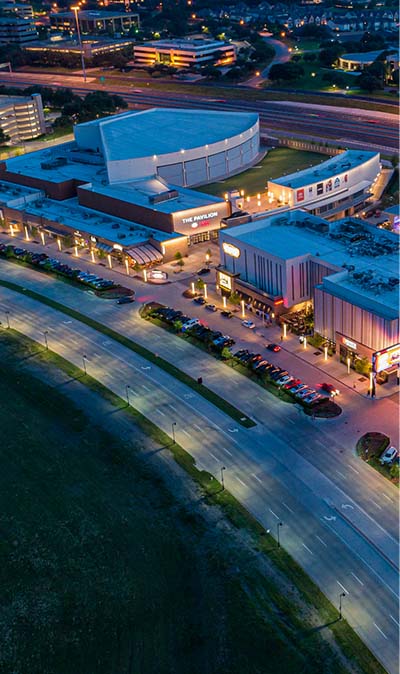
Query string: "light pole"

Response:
xmin=126 ymin=384 xmax=131 ymax=405
xmin=220 ymin=465 xmax=226 ymax=490
xmin=71 ymin=5 xmax=87 ymax=82
xmin=5 ymin=310 xmax=10 ymax=329
xmin=82 ymin=354 xmax=87 ymax=375
xmin=277 ymin=521 xmax=283 ymax=548
xmin=171 ymin=421 xmax=177 ymax=444
xmin=339 ymin=592 xmax=346 ymax=620
xmin=43 ymin=330 xmax=48 ymax=350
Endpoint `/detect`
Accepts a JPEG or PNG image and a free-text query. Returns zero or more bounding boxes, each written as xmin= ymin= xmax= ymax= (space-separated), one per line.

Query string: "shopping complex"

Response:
xmin=0 ymin=106 xmax=397 ymax=375
xmin=217 ymin=211 xmax=399 ymax=378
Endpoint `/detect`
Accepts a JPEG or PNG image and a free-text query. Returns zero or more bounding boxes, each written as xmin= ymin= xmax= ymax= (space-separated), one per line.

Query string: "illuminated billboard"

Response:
xmin=372 ymin=343 xmax=400 ymax=373
xmin=222 ymin=242 xmax=241 ymax=258
xmin=218 ymin=272 xmax=232 ymax=291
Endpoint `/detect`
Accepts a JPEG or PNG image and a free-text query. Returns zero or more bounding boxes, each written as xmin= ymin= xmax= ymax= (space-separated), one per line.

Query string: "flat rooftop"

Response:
xmin=50 ymin=10 xmax=137 ymax=19
xmin=0 ymin=179 xmax=42 ymax=204
xmin=78 ymin=108 xmax=258 ymax=161
xmin=80 ymin=177 xmax=225 ymax=214
xmin=341 ymin=50 xmax=384 ymax=63
xmin=140 ymin=38 xmax=231 ymax=51
xmin=224 ymin=211 xmax=399 ymax=318
xmin=0 ymin=95 xmax=34 ymax=106
xmin=22 ymin=198 xmax=183 ymax=246
xmin=269 ymin=150 xmax=378 ymax=190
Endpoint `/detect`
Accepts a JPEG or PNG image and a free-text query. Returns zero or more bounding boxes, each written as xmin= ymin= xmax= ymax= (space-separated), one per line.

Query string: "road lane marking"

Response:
xmin=282 ymin=501 xmax=294 ymax=514
xmin=337 ymin=581 xmax=349 ymax=595
xmin=228 ymin=427 xmax=239 ymax=433
xmin=269 ymin=508 xmax=280 ymax=520
xmin=181 ymin=429 xmax=191 ymax=438
xmin=235 ymin=476 xmax=247 ymax=488
xmin=351 ymin=572 xmax=364 ymax=586
xmin=389 ymin=615 xmax=400 ymax=628
xmin=222 ymin=447 xmax=232 ymax=456
xmin=336 ymin=470 xmax=346 ymax=479
xmin=208 ymin=451 xmax=219 ymax=462
xmin=348 ymin=464 xmax=360 ymax=475
xmin=302 ymin=543 xmax=313 ymax=555
xmin=316 ymin=535 xmax=327 ymax=548
xmin=382 ymin=493 xmax=394 ymax=503
xmin=252 ymin=473 xmax=263 ymax=484
xmin=156 ymin=409 xmax=166 ymax=417
xmin=373 ymin=623 xmax=388 ymax=640
xmin=371 ymin=499 xmax=382 ymax=510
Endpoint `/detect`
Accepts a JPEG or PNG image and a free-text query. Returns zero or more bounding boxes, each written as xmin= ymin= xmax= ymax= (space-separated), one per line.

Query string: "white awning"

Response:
xmin=126 ymin=244 xmax=163 ymax=265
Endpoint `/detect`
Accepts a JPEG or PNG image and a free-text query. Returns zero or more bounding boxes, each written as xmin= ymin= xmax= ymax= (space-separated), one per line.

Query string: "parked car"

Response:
xmin=283 ymin=378 xmax=301 ymax=389
xmin=205 ymin=304 xmax=217 ymax=312
xmin=242 ymin=320 xmax=255 ymax=329
xmin=197 ymin=268 xmax=210 ymax=275
xmin=266 ymin=343 xmax=281 ymax=352
xmin=182 ymin=318 xmax=200 ymax=331
xmin=221 ymin=310 xmax=233 ymax=318
xmin=276 ymin=375 xmax=293 ymax=385
xmin=270 ymin=369 xmax=288 ymax=381
xmin=379 ymin=446 xmax=398 ymax=465
xmin=303 ymin=392 xmax=322 ymax=404
xmin=295 ymin=388 xmax=315 ymax=399
xmin=117 ymin=296 xmax=135 ymax=305
xmin=319 ymin=382 xmax=340 ymax=396
xmin=194 ymin=296 xmax=206 ymax=305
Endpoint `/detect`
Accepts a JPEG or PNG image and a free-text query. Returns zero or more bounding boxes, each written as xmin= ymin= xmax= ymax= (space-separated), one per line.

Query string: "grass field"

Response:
xmin=196 ymin=147 xmax=326 ymax=197
xmin=0 ymin=329 xmax=386 ymax=674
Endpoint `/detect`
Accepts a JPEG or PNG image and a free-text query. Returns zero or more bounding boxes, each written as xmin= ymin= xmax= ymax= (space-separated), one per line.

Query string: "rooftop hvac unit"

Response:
xmin=149 ymin=189 xmax=179 ymax=204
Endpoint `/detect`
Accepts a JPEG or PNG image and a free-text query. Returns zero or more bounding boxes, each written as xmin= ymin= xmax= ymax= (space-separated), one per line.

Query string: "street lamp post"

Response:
xmin=171 ymin=421 xmax=177 ymax=444
xmin=277 ymin=521 xmax=283 ymax=548
xmin=220 ymin=465 xmax=226 ymax=490
xmin=71 ymin=5 xmax=87 ymax=82
xmin=126 ymin=384 xmax=131 ymax=405
xmin=5 ymin=310 xmax=10 ymax=329
xmin=43 ymin=330 xmax=48 ymax=350
xmin=339 ymin=592 xmax=346 ymax=619
xmin=82 ymin=354 xmax=87 ymax=375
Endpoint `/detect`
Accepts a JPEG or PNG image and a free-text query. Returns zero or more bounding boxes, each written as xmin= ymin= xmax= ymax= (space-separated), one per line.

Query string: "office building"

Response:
xmin=133 ymin=38 xmax=236 ymax=68
xmin=0 ymin=93 xmax=46 ymax=142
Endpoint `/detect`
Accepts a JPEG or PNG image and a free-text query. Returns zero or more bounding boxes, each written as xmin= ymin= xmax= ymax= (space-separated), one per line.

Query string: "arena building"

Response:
xmin=0 ymin=107 xmax=262 ymax=252
xmin=266 ymin=150 xmax=380 ymax=220
xmin=217 ymin=210 xmax=399 ymax=373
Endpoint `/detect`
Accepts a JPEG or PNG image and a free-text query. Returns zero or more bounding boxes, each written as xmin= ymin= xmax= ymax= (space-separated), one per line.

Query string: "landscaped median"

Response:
xmin=0 ymin=327 xmax=387 ymax=674
xmin=142 ymin=303 xmax=341 ymax=419
xmin=356 ymin=432 xmax=399 ymax=486
xmin=0 ymin=278 xmax=255 ymax=428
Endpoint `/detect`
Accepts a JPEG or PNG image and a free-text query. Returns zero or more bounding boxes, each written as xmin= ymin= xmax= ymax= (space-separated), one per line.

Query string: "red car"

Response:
xmin=266 ymin=343 xmax=281 ymax=352
xmin=319 ymin=383 xmax=340 ymax=396
xmin=283 ymin=378 xmax=301 ymax=389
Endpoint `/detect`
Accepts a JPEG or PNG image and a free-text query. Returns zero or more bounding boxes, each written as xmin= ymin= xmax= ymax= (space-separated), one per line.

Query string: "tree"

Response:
xmin=174 ymin=251 xmax=184 ymax=271
xmin=390 ymin=463 xmax=399 ymax=481
xmin=228 ymin=291 xmax=241 ymax=306
xmin=358 ymin=73 xmax=383 ymax=92
xmin=195 ymin=278 xmax=205 ymax=292
xmin=221 ymin=346 xmax=232 ymax=361
xmin=0 ymin=128 xmax=9 ymax=146
xmin=319 ymin=46 xmax=343 ymax=67
xmin=269 ymin=62 xmax=304 ymax=83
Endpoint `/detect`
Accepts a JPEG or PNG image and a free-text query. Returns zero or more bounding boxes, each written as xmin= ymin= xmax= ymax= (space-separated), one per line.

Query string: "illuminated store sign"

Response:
xmin=342 ymin=337 xmax=357 ymax=350
xmin=182 ymin=211 xmax=218 ymax=228
xmin=222 ymin=242 xmax=241 ymax=258
xmin=372 ymin=343 xmax=400 ymax=373
xmin=219 ymin=272 xmax=232 ymax=290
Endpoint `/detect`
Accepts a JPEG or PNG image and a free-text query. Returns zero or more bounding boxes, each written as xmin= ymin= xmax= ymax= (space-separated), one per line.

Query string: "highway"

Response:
xmin=0 ymin=260 xmax=398 ymax=674
xmin=0 ymin=73 xmax=398 ymax=153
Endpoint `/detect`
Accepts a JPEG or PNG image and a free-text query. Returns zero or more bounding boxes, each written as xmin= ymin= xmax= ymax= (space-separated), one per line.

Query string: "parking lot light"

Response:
xmin=126 ymin=384 xmax=131 ymax=405
xmin=5 ymin=310 xmax=10 ymax=329
xmin=204 ymin=283 xmax=208 ymax=299
xmin=220 ymin=465 xmax=226 ymax=490
xmin=223 ymin=295 xmax=227 ymax=308
xmin=191 ymin=281 xmax=195 ymax=294
xmin=143 ymin=269 xmax=148 ymax=282
xmin=10 ymin=224 xmax=14 ymax=237
xmin=283 ymin=323 xmax=287 ymax=339
xmin=324 ymin=345 xmax=328 ymax=361
xmin=277 ymin=521 xmax=283 ymax=547
xmin=303 ymin=337 xmax=307 ymax=350
xmin=347 ymin=356 xmax=351 ymax=374
xmin=57 ymin=238 xmax=62 ymax=251
xmin=241 ymin=299 xmax=245 ymax=317
xmin=125 ymin=258 xmax=130 ymax=275
xmin=24 ymin=226 xmax=30 ymax=241
xmin=74 ymin=246 xmax=79 ymax=257
xmin=40 ymin=231 xmax=45 ymax=245
xmin=171 ymin=421 xmax=177 ymax=443
xmin=82 ymin=354 xmax=87 ymax=375
xmin=91 ymin=250 xmax=95 ymax=263
xmin=339 ymin=592 xmax=346 ymax=619
xmin=107 ymin=254 xmax=112 ymax=269
xmin=43 ymin=331 xmax=48 ymax=350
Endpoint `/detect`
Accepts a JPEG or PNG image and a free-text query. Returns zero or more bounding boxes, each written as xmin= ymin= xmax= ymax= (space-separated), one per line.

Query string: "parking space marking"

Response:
xmin=156 ymin=409 xmax=166 ymax=417
xmin=181 ymin=429 xmax=191 ymax=438
xmin=141 ymin=384 xmax=151 ymax=391
xmin=382 ymin=493 xmax=393 ymax=503
xmin=336 ymin=470 xmax=346 ymax=479
xmin=348 ymin=464 xmax=360 ymax=475
xmin=193 ymin=423 xmax=203 ymax=433
xmin=208 ymin=451 xmax=219 ymax=462
xmin=256 ymin=396 xmax=264 ymax=402
xmin=269 ymin=508 xmax=280 ymax=520
xmin=373 ymin=623 xmax=388 ymax=640
xmin=351 ymin=572 xmax=364 ymax=586
xmin=316 ymin=535 xmax=328 ymax=548
xmin=337 ymin=581 xmax=349 ymax=595
xmin=235 ymin=476 xmax=247 ymax=488
xmin=302 ymin=543 xmax=313 ymax=555
xmin=222 ymin=447 xmax=233 ymax=457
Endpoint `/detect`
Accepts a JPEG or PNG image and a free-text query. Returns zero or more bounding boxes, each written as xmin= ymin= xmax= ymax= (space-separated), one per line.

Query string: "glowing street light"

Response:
xmin=107 ymin=254 xmax=112 ymax=269
xmin=283 ymin=322 xmax=287 ymax=339
xmin=5 ymin=310 xmax=10 ymax=329
xmin=71 ymin=5 xmax=87 ymax=82
xmin=241 ymin=299 xmax=245 ymax=317
xmin=303 ymin=336 xmax=307 ymax=349
xmin=203 ymin=283 xmax=208 ymax=299
xmin=91 ymin=249 xmax=95 ymax=263
xmin=347 ymin=356 xmax=351 ymax=374
xmin=24 ymin=226 xmax=30 ymax=241
xmin=40 ymin=230 xmax=45 ymax=245
xmin=82 ymin=354 xmax=88 ymax=375
xmin=324 ymin=345 xmax=328 ymax=361
xmin=57 ymin=238 xmax=62 ymax=251
xmin=125 ymin=258 xmax=130 ymax=275
xmin=222 ymin=295 xmax=227 ymax=308
xmin=74 ymin=245 xmax=79 ymax=257
xmin=191 ymin=281 xmax=195 ymax=294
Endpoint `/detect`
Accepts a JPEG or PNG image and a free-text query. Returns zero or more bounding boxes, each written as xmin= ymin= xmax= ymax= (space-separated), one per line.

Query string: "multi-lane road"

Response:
xmin=0 ymin=72 xmax=398 ymax=154
xmin=0 ymin=259 xmax=398 ymax=674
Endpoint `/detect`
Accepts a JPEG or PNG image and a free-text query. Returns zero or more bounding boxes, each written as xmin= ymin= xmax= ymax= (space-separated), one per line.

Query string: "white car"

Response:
xmin=277 ymin=375 xmax=293 ymax=385
xmin=296 ymin=388 xmax=315 ymax=399
xmin=303 ymin=393 xmax=321 ymax=404
xmin=379 ymin=446 xmax=398 ymax=465
xmin=181 ymin=318 xmax=200 ymax=331
xmin=242 ymin=320 xmax=256 ymax=329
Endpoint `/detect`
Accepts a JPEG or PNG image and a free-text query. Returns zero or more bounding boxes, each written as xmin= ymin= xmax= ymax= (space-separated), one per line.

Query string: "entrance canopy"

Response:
xmin=126 ymin=244 xmax=163 ymax=265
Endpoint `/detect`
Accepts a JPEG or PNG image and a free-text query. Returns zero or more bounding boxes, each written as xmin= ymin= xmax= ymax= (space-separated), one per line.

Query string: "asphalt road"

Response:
xmin=0 ymin=73 xmax=398 ymax=153
xmin=0 ymin=262 xmax=398 ymax=674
